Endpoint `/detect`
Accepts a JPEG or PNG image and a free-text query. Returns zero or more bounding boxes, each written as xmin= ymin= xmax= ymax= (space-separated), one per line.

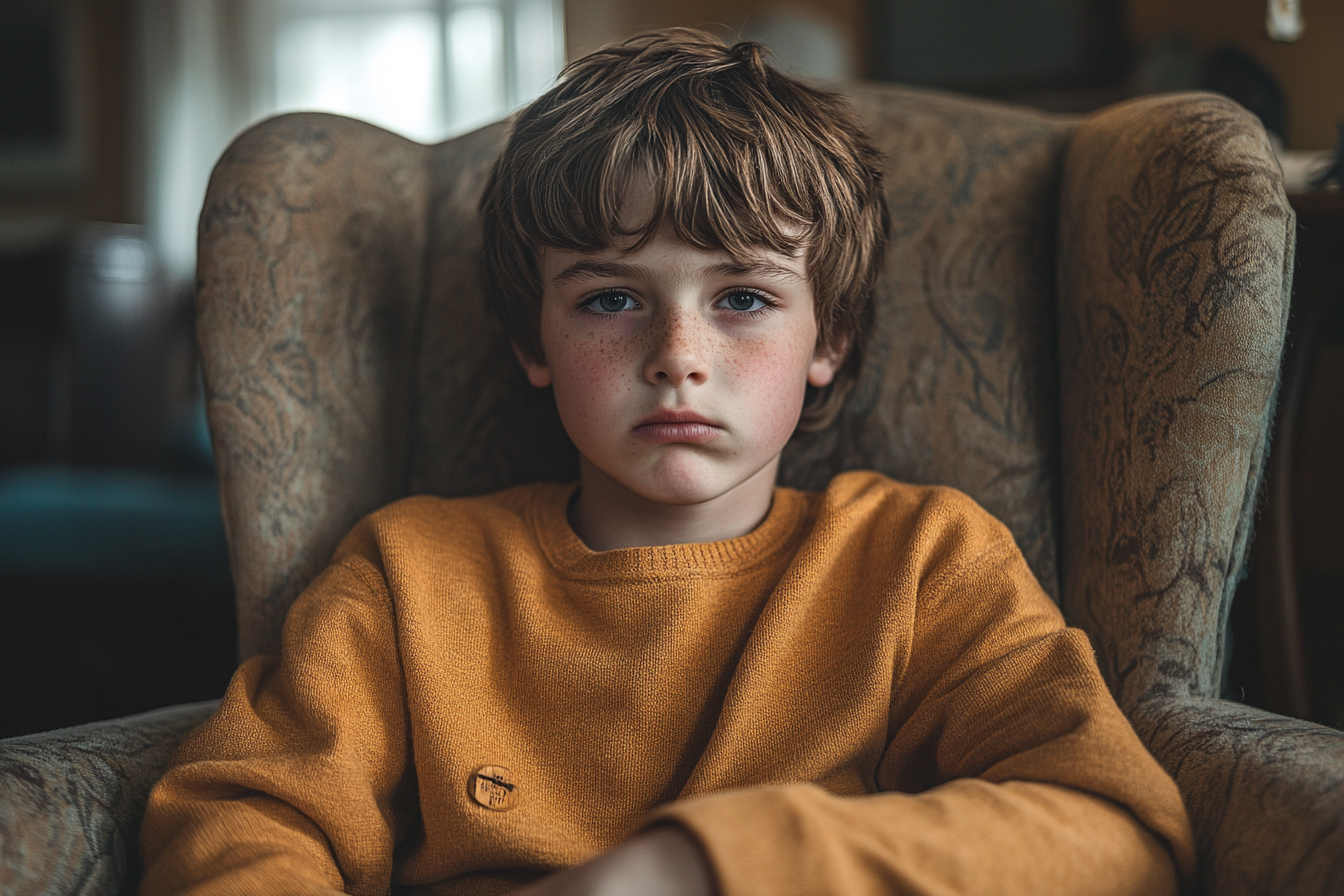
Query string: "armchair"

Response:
xmin=3 ymin=82 xmax=1341 ymax=896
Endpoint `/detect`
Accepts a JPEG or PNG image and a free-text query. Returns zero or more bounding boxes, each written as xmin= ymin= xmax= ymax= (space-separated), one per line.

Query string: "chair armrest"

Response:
xmin=1131 ymin=696 xmax=1344 ymax=896
xmin=0 ymin=701 xmax=219 ymax=896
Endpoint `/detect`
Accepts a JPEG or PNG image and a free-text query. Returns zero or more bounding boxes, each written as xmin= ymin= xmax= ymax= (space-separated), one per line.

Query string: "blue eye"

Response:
xmin=718 ymin=291 xmax=769 ymax=313
xmin=585 ymin=292 xmax=637 ymax=314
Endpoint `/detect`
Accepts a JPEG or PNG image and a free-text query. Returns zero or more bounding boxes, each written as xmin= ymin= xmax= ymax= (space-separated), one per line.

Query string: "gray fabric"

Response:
xmin=1057 ymin=92 xmax=1293 ymax=710
xmin=196 ymin=113 xmax=431 ymax=660
xmin=1132 ymin=697 xmax=1344 ymax=895
xmin=0 ymin=702 xmax=218 ymax=896
xmin=406 ymin=122 xmax=580 ymax=502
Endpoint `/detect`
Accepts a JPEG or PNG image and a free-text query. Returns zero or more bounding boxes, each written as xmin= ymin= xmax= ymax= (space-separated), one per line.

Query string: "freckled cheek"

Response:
xmin=726 ymin=337 xmax=814 ymax=445
xmin=550 ymin=336 xmax=638 ymax=433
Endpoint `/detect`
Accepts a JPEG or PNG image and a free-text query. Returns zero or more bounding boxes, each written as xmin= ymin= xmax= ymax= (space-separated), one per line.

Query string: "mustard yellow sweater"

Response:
xmin=139 ymin=472 xmax=1195 ymax=896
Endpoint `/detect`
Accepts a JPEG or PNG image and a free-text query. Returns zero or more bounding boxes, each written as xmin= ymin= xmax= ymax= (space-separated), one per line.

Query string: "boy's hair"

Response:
xmin=479 ymin=28 xmax=888 ymax=430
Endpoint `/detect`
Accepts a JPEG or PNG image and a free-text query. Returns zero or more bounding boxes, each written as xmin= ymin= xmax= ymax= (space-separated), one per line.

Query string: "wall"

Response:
xmin=1129 ymin=0 xmax=1344 ymax=149
xmin=565 ymin=0 xmax=865 ymax=69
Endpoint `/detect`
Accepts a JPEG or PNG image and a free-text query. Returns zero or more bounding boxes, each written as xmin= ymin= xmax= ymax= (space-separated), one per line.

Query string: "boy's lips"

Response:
xmin=632 ymin=409 xmax=724 ymax=443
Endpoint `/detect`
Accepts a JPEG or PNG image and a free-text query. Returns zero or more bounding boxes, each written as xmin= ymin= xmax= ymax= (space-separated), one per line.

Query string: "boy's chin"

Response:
xmin=627 ymin=480 xmax=735 ymax=507
xmin=585 ymin=453 xmax=780 ymax=508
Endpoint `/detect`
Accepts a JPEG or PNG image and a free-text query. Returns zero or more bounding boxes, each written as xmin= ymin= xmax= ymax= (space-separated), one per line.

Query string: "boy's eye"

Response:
xmin=718 ymin=291 xmax=769 ymax=313
xmin=584 ymin=291 xmax=638 ymax=314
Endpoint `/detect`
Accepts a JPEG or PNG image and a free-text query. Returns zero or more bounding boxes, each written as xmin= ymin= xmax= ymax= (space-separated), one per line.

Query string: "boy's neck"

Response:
xmin=568 ymin=456 xmax=780 ymax=552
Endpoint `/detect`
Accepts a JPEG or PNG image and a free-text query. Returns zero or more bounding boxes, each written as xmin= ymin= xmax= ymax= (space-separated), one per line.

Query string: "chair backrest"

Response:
xmin=198 ymin=84 xmax=1290 ymax=715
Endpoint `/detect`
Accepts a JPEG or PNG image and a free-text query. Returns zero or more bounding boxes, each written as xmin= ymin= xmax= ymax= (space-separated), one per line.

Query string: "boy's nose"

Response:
xmin=644 ymin=309 xmax=709 ymax=387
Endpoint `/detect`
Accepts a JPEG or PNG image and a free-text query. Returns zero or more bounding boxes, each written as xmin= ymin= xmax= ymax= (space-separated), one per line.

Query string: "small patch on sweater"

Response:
xmin=472 ymin=765 xmax=517 ymax=810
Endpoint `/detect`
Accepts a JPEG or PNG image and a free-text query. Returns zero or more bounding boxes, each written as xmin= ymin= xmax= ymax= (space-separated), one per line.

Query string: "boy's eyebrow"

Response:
xmin=549 ymin=258 xmax=807 ymax=287
xmin=704 ymin=260 xmax=808 ymax=285
xmin=550 ymin=260 xmax=645 ymax=287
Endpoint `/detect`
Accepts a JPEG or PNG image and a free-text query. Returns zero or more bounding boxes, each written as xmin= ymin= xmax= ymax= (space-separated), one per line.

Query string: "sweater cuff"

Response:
xmin=644 ymin=780 xmax=1181 ymax=896
xmin=642 ymin=783 xmax=841 ymax=896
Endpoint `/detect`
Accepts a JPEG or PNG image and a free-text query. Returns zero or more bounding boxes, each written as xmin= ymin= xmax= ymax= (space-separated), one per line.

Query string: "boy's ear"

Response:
xmin=512 ymin=341 xmax=552 ymax=388
xmin=807 ymin=333 xmax=849 ymax=388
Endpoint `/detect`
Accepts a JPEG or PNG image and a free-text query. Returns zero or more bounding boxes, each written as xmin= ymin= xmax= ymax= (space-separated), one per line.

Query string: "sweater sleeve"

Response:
xmin=138 ymin=531 xmax=414 ymax=896
xmin=649 ymin=531 xmax=1196 ymax=896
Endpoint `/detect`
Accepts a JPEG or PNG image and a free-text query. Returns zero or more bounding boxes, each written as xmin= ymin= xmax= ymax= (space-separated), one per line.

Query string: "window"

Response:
xmin=141 ymin=0 xmax=565 ymax=282
xmin=273 ymin=0 xmax=564 ymax=140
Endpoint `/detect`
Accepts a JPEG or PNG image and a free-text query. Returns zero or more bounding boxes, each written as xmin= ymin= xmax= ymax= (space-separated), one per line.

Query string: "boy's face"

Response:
xmin=517 ymin=188 xmax=840 ymax=509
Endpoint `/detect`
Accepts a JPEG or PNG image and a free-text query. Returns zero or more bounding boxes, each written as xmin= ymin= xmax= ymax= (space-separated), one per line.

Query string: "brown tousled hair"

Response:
xmin=479 ymin=27 xmax=888 ymax=430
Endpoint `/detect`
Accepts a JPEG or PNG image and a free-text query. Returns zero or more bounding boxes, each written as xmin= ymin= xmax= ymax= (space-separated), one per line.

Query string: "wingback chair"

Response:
xmin=3 ymin=83 xmax=1342 ymax=896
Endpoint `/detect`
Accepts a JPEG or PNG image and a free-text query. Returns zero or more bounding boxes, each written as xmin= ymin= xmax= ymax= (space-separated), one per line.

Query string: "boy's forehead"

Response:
xmin=538 ymin=236 xmax=809 ymax=286
xmin=616 ymin=171 xmax=659 ymax=231
xmin=618 ymin=171 xmax=811 ymax=234
xmin=537 ymin=173 xmax=811 ymax=284
xmin=531 ymin=159 xmax=816 ymax=287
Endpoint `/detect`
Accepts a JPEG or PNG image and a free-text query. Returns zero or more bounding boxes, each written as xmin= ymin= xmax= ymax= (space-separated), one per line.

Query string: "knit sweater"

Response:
xmin=139 ymin=471 xmax=1195 ymax=896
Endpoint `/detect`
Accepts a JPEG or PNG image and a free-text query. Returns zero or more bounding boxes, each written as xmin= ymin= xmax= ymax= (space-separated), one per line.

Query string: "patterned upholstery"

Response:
xmin=2 ymin=83 xmax=1340 ymax=896
xmin=0 ymin=702 xmax=218 ymax=896
xmin=1057 ymin=94 xmax=1344 ymax=893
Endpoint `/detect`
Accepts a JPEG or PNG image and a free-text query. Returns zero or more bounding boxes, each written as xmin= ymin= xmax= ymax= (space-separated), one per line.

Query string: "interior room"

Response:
xmin=0 ymin=0 xmax=1341 ymax=891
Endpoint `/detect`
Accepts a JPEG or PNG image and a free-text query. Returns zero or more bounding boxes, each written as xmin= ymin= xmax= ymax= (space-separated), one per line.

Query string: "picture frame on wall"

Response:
xmin=0 ymin=1 xmax=88 ymax=193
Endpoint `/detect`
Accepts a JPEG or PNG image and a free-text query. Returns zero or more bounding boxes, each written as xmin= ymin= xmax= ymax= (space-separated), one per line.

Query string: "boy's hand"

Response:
xmin=518 ymin=824 xmax=716 ymax=896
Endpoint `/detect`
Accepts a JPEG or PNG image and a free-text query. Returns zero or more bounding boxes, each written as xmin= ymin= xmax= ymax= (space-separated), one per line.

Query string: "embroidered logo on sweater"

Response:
xmin=471 ymin=765 xmax=517 ymax=810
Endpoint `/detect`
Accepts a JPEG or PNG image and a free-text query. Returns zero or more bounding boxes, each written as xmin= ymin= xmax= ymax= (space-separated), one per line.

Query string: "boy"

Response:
xmin=140 ymin=29 xmax=1195 ymax=896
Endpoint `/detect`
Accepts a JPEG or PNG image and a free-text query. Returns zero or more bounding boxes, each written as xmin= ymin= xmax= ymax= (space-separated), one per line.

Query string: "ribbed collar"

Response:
xmin=530 ymin=482 xmax=811 ymax=582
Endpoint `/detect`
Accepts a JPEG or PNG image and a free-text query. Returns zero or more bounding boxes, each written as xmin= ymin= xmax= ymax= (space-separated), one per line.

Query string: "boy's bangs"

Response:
xmin=528 ymin=107 xmax=818 ymax=263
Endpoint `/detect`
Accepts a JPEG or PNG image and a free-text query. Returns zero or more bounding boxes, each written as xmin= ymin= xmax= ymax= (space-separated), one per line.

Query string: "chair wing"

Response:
xmin=1059 ymin=92 xmax=1290 ymax=708
xmin=1059 ymin=92 xmax=1344 ymax=893
xmin=197 ymin=113 xmax=431 ymax=659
